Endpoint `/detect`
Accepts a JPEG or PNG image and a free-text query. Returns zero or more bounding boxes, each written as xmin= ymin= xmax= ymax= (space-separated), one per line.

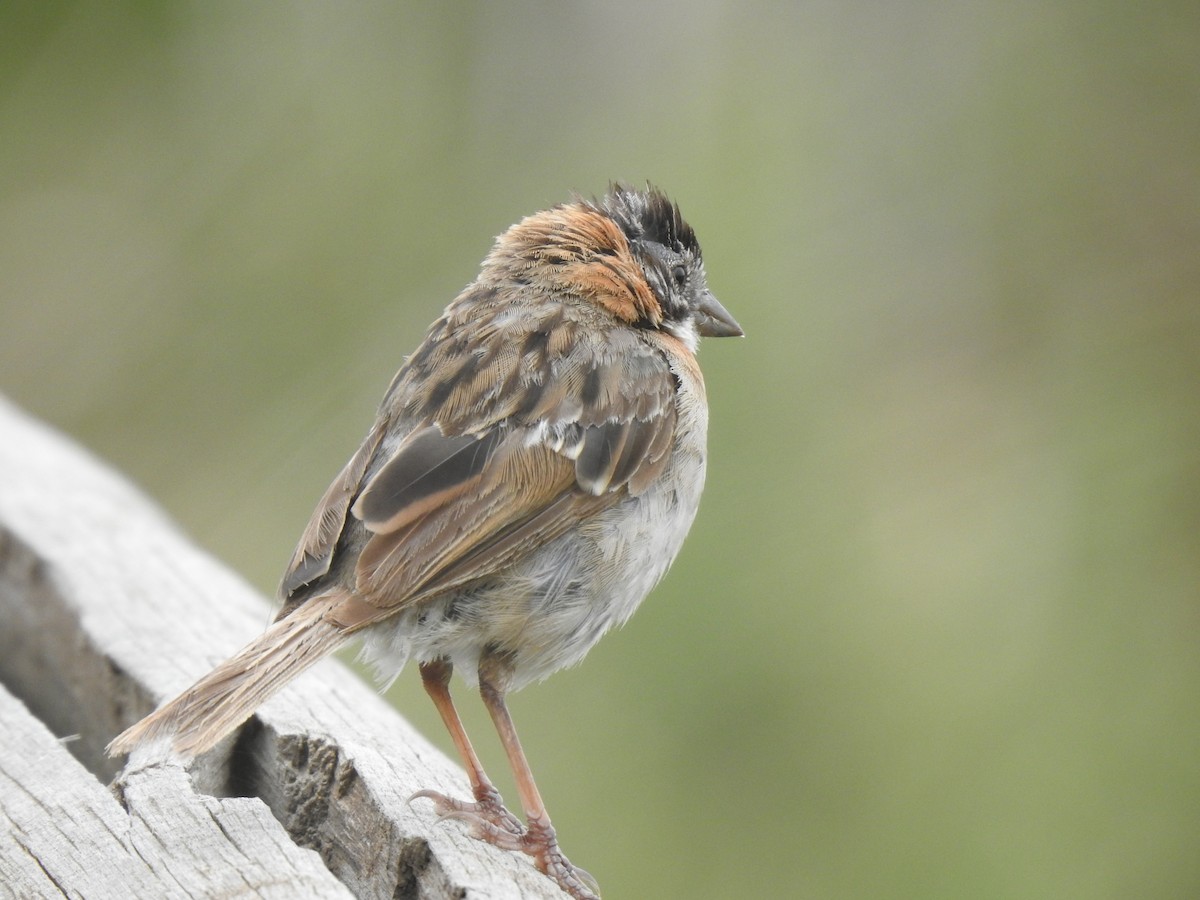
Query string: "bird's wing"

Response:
xmin=278 ymin=417 xmax=388 ymax=604
xmin=279 ymin=295 xmax=681 ymax=629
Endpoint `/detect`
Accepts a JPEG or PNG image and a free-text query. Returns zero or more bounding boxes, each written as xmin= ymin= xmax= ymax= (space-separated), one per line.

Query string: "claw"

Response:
xmin=541 ymin=855 xmax=600 ymax=900
xmin=410 ymin=791 xmax=599 ymax=898
xmin=519 ymin=816 xmax=601 ymax=900
xmin=409 ymin=787 xmax=525 ymax=836
xmin=440 ymin=808 xmax=530 ymax=849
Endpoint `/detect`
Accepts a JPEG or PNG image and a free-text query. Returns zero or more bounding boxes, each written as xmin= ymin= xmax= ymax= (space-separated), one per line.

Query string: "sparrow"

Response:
xmin=108 ymin=184 xmax=742 ymax=900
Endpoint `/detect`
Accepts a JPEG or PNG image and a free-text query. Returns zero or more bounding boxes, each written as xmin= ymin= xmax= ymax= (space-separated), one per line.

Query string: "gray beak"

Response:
xmin=694 ymin=291 xmax=744 ymax=338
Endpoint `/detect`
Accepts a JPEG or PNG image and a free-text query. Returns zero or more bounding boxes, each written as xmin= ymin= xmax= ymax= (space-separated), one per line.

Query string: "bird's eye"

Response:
xmin=670 ymin=265 xmax=687 ymax=288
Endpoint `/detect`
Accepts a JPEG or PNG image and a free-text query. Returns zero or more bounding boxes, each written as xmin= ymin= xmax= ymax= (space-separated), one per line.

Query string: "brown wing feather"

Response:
xmin=279 ymin=285 xmax=681 ymax=631
xmin=315 ymin=326 xmax=676 ymax=630
xmin=278 ymin=418 xmax=387 ymax=609
xmin=346 ymin=433 xmax=580 ymax=615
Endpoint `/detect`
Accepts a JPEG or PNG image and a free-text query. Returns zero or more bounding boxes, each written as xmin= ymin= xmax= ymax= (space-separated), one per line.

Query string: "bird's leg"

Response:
xmin=410 ymin=659 xmax=523 ymax=836
xmin=476 ymin=653 xmax=601 ymax=900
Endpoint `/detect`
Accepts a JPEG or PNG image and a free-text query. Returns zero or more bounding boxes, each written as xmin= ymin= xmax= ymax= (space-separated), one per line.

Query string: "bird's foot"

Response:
xmin=409 ymin=782 xmax=525 ymax=838
xmin=519 ymin=815 xmax=600 ymax=900
xmin=411 ymin=789 xmax=599 ymax=898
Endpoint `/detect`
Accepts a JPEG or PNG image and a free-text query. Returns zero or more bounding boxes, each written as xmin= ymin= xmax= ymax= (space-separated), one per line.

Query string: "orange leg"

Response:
xmin=411 ymin=655 xmax=600 ymax=899
xmin=477 ymin=654 xmax=600 ymax=900
xmin=411 ymin=659 xmax=522 ymax=835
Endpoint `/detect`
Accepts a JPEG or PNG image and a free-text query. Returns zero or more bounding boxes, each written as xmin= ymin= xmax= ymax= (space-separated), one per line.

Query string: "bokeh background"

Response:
xmin=2 ymin=3 xmax=1198 ymax=898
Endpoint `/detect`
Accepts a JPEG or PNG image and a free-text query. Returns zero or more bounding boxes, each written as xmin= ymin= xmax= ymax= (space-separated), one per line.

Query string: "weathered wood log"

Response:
xmin=0 ymin=396 xmax=564 ymax=899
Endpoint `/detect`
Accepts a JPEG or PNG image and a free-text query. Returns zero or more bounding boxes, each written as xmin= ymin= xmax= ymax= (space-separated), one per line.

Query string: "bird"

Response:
xmin=107 ymin=184 xmax=742 ymax=899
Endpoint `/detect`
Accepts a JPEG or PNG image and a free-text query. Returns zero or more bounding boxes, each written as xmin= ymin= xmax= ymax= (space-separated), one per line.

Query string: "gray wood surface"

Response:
xmin=0 ymin=396 xmax=564 ymax=899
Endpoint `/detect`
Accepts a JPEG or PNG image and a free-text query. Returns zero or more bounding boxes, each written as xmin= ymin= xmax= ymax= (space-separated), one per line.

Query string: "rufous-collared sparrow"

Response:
xmin=109 ymin=184 xmax=742 ymax=899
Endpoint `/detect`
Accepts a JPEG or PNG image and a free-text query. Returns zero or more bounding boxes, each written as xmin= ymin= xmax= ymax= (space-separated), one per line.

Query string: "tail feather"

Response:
xmin=107 ymin=596 xmax=348 ymax=759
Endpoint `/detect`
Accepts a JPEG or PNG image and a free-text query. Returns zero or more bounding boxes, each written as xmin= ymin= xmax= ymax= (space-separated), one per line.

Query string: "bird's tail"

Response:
xmin=106 ymin=595 xmax=348 ymax=759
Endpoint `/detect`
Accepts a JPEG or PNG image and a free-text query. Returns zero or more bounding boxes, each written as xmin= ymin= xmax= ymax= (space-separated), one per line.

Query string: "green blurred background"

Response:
xmin=2 ymin=3 xmax=1198 ymax=898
